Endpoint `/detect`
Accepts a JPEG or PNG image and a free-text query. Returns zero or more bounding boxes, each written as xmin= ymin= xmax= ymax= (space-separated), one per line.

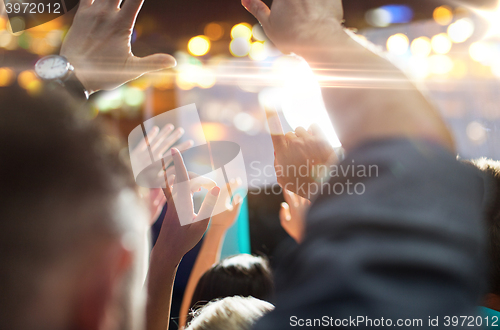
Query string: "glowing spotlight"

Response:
xmin=231 ymin=23 xmax=252 ymax=40
xmin=365 ymin=8 xmax=392 ymax=27
xmin=0 ymin=67 xmax=15 ymax=87
xmin=230 ymin=37 xmax=251 ymax=57
xmin=447 ymin=18 xmax=474 ymax=43
xmin=429 ymin=55 xmax=454 ymax=75
xmin=249 ymin=41 xmax=267 ymax=61
xmin=431 ymin=33 xmax=453 ymax=54
xmin=204 ymin=22 xmax=224 ymax=41
xmin=387 ymin=33 xmax=409 ymax=55
xmin=411 ymin=37 xmax=432 ymax=57
xmin=466 ymin=121 xmax=486 ymax=144
xmin=188 ymin=36 xmax=211 ymax=57
xmin=469 ymin=42 xmax=491 ymax=62
xmin=252 ymin=24 xmax=267 ymax=41
xmin=469 ymin=1 xmax=500 ymax=40
xmin=433 ymin=6 xmax=453 ymax=26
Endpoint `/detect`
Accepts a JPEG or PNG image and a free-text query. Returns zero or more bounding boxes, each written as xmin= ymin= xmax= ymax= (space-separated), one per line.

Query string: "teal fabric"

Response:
xmin=220 ymin=195 xmax=251 ymax=259
xmin=479 ymin=307 xmax=500 ymax=329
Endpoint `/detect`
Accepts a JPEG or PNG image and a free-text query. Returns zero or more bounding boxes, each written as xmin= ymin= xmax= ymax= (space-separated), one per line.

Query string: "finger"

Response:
xmin=241 ymin=0 xmax=270 ymax=28
xmin=194 ymin=186 xmax=220 ymax=223
xmin=120 ymin=0 xmax=144 ymax=21
xmin=130 ymin=54 xmax=177 ymax=75
xmin=189 ymin=175 xmax=217 ymax=193
xmin=285 ymin=131 xmax=298 ymax=142
xmin=295 ymin=127 xmax=310 ymax=139
xmin=265 ymin=107 xmax=286 ymax=151
xmin=172 ymin=148 xmax=189 ymax=183
xmin=283 ymin=189 xmax=293 ymax=205
xmin=280 ymin=202 xmax=291 ymax=222
xmin=78 ymin=0 xmax=93 ymax=9
xmin=308 ymin=123 xmax=328 ymax=140
xmin=149 ymin=124 xmax=174 ymax=152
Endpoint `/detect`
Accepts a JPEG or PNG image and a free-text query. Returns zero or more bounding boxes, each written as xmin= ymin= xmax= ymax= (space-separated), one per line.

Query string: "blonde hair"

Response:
xmin=185 ymin=296 xmax=274 ymax=330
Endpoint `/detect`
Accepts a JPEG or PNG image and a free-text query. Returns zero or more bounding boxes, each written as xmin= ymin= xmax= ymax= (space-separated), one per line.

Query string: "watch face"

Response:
xmin=35 ymin=56 xmax=69 ymax=80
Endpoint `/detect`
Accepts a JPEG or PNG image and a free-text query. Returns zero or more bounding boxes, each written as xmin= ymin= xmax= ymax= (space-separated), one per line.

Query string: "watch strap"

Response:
xmin=61 ymin=72 xmax=89 ymax=102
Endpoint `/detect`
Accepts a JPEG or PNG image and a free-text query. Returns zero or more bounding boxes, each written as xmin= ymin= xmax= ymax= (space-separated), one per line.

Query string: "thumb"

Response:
xmin=241 ymin=0 xmax=270 ymax=28
xmin=131 ymin=53 xmax=177 ymax=74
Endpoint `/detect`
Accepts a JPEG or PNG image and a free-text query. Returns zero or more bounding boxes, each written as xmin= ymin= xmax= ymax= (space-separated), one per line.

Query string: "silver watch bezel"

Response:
xmin=34 ymin=55 xmax=74 ymax=82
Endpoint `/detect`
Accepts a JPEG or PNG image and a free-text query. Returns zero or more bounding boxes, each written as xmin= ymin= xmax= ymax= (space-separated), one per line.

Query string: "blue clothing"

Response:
xmin=255 ymin=139 xmax=490 ymax=329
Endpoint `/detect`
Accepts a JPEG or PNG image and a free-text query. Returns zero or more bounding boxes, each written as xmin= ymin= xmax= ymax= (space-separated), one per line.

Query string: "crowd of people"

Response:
xmin=1 ymin=0 xmax=500 ymax=329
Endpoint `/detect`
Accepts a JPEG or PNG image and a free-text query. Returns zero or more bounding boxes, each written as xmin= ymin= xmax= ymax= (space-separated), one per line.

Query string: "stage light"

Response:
xmin=469 ymin=1 xmax=500 ymax=40
xmin=387 ymin=33 xmax=409 ymax=55
xmin=380 ymin=5 xmax=413 ymax=23
xmin=365 ymin=8 xmax=392 ymax=27
xmin=252 ymin=24 xmax=267 ymax=41
xmin=429 ymin=55 xmax=454 ymax=75
xmin=204 ymin=22 xmax=224 ymax=41
xmin=433 ymin=6 xmax=453 ymax=26
xmin=469 ymin=42 xmax=490 ymax=62
xmin=411 ymin=37 xmax=431 ymax=57
xmin=0 ymin=67 xmax=15 ymax=87
xmin=431 ymin=33 xmax=452 ymax=54
xmin=188 ymin=36 xmax=211 ymax=57
xmin=0 ymin=31 xmax=13 ymax=48
xmin=230 ymin=37 xmax=251 ymax=57
xmin=17 ymin=71 xmax=39 ymax=90
xmin=231 ymin=23 xmax=252 ymax=40
xmin=447 ymin=18 xmax=474 ymax=43
xmin=197 ymin=68 xmax=216 ymax=89
xmin=407 ymin=57 xmax=430 ymax=79
xmin=466 ymin=121 xmax=486 ymax=144
xmin=124 ymin=87 xmax=145 ymax=107
xmin=249 ymin=41 xmax=267 ymax=61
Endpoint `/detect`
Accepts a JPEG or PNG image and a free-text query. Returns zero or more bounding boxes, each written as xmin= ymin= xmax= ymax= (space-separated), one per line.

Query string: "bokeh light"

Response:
xmin=204 ymin=22 xmax=224 ymax=41
xmin=431 ymin=33 xmax=452 ymax=55
xmin=231 ymin=23 xmax=252 ymax=40
xmin=252 ymin=24 xmax=267 ymax=41
xmin=365 ymin=8 xmax=392 ymax=27
xmin=466 ymin=121 xmax=487 ymax=144
xmin=249 ymin=41 xmax=267 ymax=61
xmin=188 ymin=36 xmax=211 ymax=57
xmin=411 ymin=37 xmax=432 ymax=57
xmin=230 ymin=37 xmax=251 ymax=57
xmin=386 ymin=33 xmax=409 ymax=55
xmin=447 ymin=18 xmax=474 ymax=43
xmin=433 ymin=6 xmax=453 ymax=26
xmin=429 ymin=55 xmax=454 ymax=75
xmin=469 ymin=42 xmax=490 ymax=62
xmin=0 ymin=68 xmax=15 ymax=87
xmin=17 ymin=70 xmax=42 ymax=95
xmin=124 ymin=87 xmax=145 ymax=107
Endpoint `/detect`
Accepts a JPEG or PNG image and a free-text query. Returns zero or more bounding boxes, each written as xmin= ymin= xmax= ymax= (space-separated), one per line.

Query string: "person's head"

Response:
xmin=185 ymin=296 xmax=274 ymax=330
xmin=189 ymin=254 xmax=274 ymax=317
xmin=470 ymin=158 xmax=500 ymax=310
xmin=0 ymin=85 xmax=149 ymax=330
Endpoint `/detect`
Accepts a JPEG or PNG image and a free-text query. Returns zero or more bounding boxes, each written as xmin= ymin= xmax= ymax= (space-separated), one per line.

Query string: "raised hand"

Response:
xmin=153 ymin=148 xmax=220 ymax=262
xmin=210 ymin=178 xmax=244 ymax=230
xmin=60 ymin=0 xmax=176 ymax=93
xmin=241 ymin=0 xmax=344 ymax=53
xmin=280 ymin=189 xmax=310 ymax=243
xmin=266 ymin=107 xmax=337 ymax=199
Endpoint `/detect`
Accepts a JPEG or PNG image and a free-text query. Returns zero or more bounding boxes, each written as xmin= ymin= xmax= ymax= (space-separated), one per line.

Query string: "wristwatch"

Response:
xmin=34 ymin=55 xmax=89 ymax=101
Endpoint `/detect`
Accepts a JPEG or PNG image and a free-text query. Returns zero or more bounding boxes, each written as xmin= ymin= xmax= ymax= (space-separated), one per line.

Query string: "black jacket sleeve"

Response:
xmin=255 ymin=139 xmax=490 ymax=329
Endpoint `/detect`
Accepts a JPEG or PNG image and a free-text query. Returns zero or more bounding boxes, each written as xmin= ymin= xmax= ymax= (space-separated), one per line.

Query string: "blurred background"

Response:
xmin=3 ymin=1 xmax=500 ymax=326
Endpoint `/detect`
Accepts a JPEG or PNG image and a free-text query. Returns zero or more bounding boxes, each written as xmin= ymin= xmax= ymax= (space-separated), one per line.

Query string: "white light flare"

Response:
xmin=260 ymin=57 xmax=342 ymax=148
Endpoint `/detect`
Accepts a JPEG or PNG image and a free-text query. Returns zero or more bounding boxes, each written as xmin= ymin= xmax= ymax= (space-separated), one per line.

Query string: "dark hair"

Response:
xmin=0 ymin=85 xmax=134 ymax=330
xmin=187 ymin=254 xmax=274 ymax=323
xmin=470 ymin=158 xmax=500 ymax=295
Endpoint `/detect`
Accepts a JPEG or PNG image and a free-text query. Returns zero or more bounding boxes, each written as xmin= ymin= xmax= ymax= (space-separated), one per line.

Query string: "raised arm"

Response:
xmin=242 ymin=0 xmax=454 ymax=152
xmin=146 ymin=149 xmax=220 ymax=330
xmin=179 ymin=180 xmax=243 ymax=328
